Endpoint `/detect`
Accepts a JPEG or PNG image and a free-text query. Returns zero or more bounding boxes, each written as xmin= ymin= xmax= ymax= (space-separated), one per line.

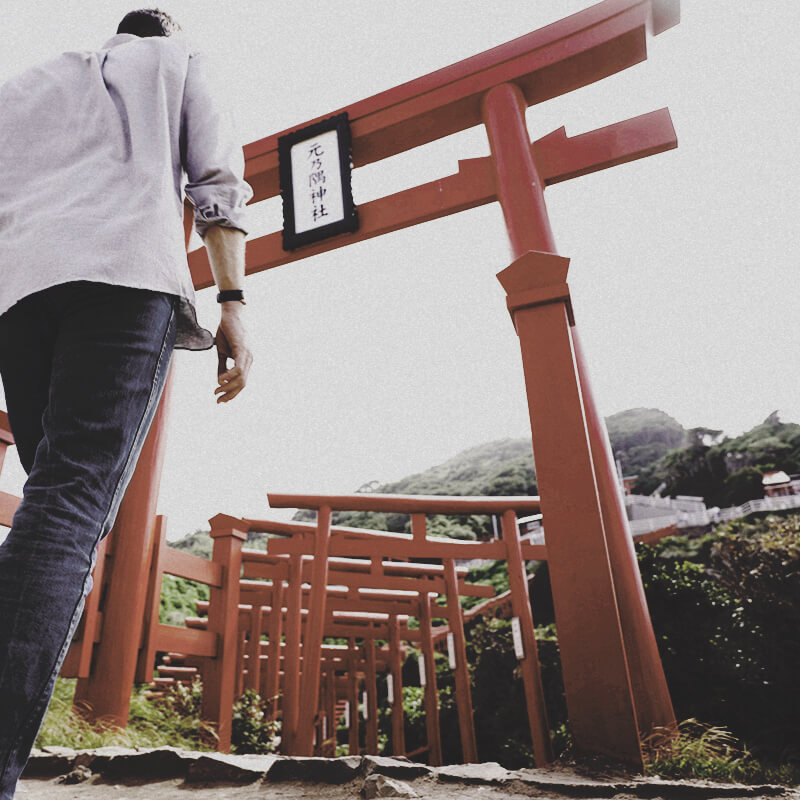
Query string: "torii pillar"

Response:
xmin=484 ymin=83 xmax=674 ymax=765
xmin=73 ymin=209 xmax=194 ymax=723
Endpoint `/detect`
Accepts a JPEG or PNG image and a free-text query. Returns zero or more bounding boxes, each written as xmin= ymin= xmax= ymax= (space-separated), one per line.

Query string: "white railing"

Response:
xmin=625 ymin=494 xmax=706 ymax=513
xmin=716 ymin=494 xmax=800 ymax=523
xmin=628 ymin=494 xmax=800 ymax=536
xmin=626 ymin=495 xmax=675 ymax=509
xmin=538 ymin=493 xmax=800 ymax=543
xmin=629 ymin=516 xmax=678 ymax=535
xmin=678 ymin=510 xmax=713 ymax=527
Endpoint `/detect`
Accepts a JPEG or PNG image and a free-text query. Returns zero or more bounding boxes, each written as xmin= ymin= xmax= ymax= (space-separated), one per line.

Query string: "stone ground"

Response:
xmin=17 ymin=748 xmax=800 ymax=800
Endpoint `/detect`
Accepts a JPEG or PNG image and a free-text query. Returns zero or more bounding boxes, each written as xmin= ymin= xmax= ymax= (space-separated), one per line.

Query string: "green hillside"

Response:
xmin=294 ymin=408 xmax=688 ymax=538
xmin=636 ymin=413 xmax=800 ymax=506
xmin=168 ymin=529 xmax=213 ymax=559
xmin=605 ymin=407 xmax=687 ymax=474
xmin=382 ymin=438 xmax=536 ymax=496
xmin=170 ymin=408 xmax=800 ymax=547
xmin=291 ymin=438 xmax=536 ymax=540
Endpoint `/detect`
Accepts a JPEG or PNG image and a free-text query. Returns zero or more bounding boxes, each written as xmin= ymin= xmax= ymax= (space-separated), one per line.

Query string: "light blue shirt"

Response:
xmin=0 ymin=34 xmax=252 ymax=349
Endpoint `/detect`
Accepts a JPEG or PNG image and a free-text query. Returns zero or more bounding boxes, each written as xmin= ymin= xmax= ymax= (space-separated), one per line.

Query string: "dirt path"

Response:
xmin=18 ymin=747 xmax=799 ymax=800
xmin=20 ymin=776 xmax=555 ymax=799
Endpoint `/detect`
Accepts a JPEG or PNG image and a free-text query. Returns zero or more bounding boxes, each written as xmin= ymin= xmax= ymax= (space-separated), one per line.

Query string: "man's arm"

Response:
xmin=204 ymin=226 xmax=252 ymax=403
xmin=179 ymin=48 xmax=254 ymax=402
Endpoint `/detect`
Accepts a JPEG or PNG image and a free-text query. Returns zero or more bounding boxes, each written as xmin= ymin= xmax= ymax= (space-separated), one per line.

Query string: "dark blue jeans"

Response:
xmin=0 ymin=281 xmax=176 ymax=799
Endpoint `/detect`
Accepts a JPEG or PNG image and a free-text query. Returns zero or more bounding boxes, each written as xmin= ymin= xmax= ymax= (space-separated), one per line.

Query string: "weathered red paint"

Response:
xmin=484 ymin=79 xmax=665 ymax=765
xmin=388 ymin=614 xmax=406 ymax=757
xmin=281 ymin=554 xmax=304 ymax=754
xmin=571 ymin=331 xmax=676 ymax=734
xmin=442 ymin=558 xmax=477 ymax=763
xmin=501 ymin=510 xmax=553 ymax=764
xmin=74 ymin=367 xmax=176 ymax=726
xmin=201 ymin=520 xmax=247 ymax=751
xmin=295 ymin=505 xmax=332 ymax=755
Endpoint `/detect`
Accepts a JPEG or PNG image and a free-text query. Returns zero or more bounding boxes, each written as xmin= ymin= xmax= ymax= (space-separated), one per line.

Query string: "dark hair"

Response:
xmin=117 ymin=8 xmax=181 ymax=38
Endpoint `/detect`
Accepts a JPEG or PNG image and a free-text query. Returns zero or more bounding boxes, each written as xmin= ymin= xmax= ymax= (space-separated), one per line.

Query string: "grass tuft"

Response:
xmin=642 ymin=719 xmax=783 ymax=784
xmin=36 ymin=678 xmax=216 ymax=751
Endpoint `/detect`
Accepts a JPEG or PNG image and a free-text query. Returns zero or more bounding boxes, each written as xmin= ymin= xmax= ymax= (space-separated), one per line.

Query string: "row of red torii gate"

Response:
xmin=0 ymin=0 xmax=682 ymax=771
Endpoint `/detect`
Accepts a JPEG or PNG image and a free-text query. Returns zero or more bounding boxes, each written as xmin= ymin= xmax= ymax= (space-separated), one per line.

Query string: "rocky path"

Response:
xmin=18 ymin=747 xmax=800 ymax=800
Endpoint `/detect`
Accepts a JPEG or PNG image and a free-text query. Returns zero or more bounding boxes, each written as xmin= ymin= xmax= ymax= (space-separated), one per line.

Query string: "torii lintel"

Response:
xmin=188 ymin=0 xmax=679 ymax=289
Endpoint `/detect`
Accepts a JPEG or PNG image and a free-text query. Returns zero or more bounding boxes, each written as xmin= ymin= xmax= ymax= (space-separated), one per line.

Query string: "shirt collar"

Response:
xmin=102 ymin=33 xmax=140 ymax=49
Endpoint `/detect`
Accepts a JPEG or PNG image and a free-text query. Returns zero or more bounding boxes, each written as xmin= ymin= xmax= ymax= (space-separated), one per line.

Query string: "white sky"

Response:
xmin=1 ymin=2 xmax=799 ymax=538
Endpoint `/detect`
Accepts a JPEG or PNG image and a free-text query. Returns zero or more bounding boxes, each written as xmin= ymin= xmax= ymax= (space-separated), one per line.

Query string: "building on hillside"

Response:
xmin=762 ymin=470 xmax=800 ymax=497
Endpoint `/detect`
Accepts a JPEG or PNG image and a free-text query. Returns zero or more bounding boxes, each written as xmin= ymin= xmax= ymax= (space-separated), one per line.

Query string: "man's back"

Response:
xmin=0 ymin=33 xmax=248 ymax=342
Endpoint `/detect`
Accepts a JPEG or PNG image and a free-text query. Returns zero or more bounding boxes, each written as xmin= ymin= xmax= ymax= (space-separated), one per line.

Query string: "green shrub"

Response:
xmin=411 ymin=616 xmax=565 ymax=769
xmin=465 ymin=617 xmax=533 ymax=768
xmin=400 ymin=684 xmax=427 ymax=755
xmin=159 ymin=575 xmax=209 ymax=626
xmin=231 ymin=690 xmax=281 ymax=754
xmin=642 ymin=719 xmax=761 ymax=782
xmin=637 ymin=539 xmax=760 ymax=732
xmin=709 ymin=517 xmax=800 ymax=760
xmin=129 ymin=677 xmax=217 ymax=748
xmin=638 ymin=519 xmax=800 ymax=770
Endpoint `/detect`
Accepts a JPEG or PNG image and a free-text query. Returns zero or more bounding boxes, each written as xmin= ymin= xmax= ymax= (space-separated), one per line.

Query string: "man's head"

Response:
xmin=117 ymin=8 xmax=181 ymax=38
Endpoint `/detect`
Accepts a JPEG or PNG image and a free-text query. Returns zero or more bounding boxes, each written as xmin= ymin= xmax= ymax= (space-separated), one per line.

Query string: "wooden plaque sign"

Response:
xmin=278 ymin=112 xmax=358 ymax=250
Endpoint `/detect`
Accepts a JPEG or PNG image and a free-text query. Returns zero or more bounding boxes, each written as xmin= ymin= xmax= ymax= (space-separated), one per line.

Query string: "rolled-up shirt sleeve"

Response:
xmin=180 ymin=51 xmax=253 ymax=239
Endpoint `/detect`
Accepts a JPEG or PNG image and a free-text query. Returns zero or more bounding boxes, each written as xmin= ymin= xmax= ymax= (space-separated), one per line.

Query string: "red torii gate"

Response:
xmin=136 ymin=512 xmax=494 ymax=755
xmin=243 ymin=521 xmax=497 ymax=759
xmin=260 ymin=496 xmax=548 ymax=763
xmin=141 ymin=521 xmax=492 ymax=760
xmin=231 ymin=571 xmax=460 ymax=763
xmin=76 ymin=0 xmax=680 ymax=769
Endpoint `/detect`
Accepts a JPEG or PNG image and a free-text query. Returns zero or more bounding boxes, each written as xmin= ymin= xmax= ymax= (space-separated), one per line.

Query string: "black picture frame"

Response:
xmin=278 ymin=112 xmax=359 ymax=251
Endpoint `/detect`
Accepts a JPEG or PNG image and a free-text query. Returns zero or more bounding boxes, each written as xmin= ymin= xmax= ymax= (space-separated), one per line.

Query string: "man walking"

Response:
xmin=0 ymin=9 xmax=253 ymax=797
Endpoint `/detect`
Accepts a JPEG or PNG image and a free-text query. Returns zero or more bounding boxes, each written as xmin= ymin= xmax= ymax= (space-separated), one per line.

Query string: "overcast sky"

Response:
xmin=1 ymin=2 xmax=799 ymax=537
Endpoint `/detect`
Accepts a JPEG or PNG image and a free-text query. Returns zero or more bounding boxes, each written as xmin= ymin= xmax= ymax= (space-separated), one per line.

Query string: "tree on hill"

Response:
xmin=720 ymin=466 xmax=765 ymax=507
xmin=169 ymin=529 xmax=213 ymax=559
xmin=381 ymin=438 xmax=536 ymax=497
xmin=634 ymin=419 xmax=800 ymax=505
xmin=605 ymin=408 xmax=687 ymax=476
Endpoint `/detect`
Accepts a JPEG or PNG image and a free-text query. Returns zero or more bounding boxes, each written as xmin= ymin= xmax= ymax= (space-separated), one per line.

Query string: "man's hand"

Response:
xmin=203 ymin=226 xmax=250 ymax=403
xmin=214 ymin=303 xmax=252 ymax=403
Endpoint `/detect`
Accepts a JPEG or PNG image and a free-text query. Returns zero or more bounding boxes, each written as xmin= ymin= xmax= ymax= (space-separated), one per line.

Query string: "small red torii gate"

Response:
xmin=237 ymin=534 xmax=494 ymax=760
xmin=259 ymin=496 xmax=548 ymax=763
xmin=182 ymin=560 xmax=461 ymax=760
xmin=76 ymin=0 xmax=680 ymax=769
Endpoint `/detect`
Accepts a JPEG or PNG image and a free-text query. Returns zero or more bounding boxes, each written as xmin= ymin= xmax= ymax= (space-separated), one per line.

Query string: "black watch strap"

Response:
xmin=217 ymin=289 xmax=244 ymax=303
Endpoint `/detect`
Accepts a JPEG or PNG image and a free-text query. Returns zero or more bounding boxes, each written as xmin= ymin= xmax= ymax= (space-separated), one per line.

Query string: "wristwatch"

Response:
xmin=216 ymin=289 xmax=245 ymax=303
